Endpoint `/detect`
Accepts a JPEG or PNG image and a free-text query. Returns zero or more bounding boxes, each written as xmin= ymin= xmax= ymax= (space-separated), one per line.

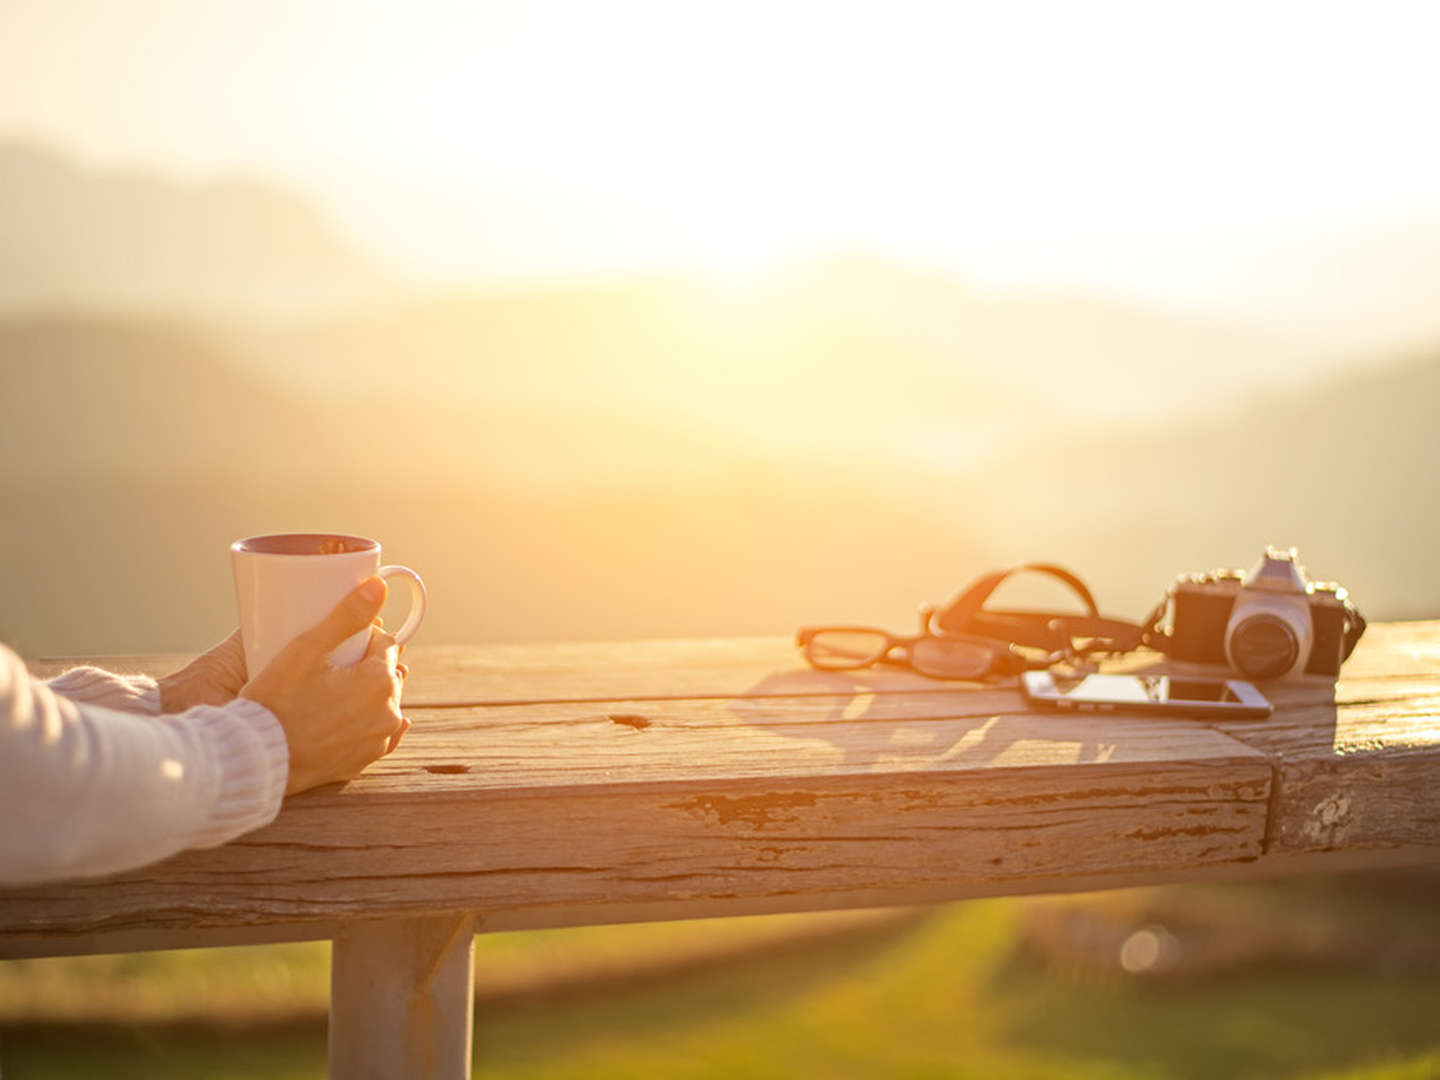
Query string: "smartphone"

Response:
xmin=1021 ymin=671 xmax=1272 ymax=719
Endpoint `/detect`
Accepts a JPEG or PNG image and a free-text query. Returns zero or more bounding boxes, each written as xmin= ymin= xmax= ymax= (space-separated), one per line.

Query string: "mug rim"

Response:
xmin=231 ymin=533 xmax=379 ymax=557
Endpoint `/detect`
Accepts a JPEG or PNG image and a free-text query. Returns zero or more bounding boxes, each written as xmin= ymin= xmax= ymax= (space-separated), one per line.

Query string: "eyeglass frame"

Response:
xmin=795 ymin=606 xmax=1056 ymax=680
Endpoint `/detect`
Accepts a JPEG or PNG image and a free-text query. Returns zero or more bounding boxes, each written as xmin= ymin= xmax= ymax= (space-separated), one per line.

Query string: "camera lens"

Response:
xmin=1229 ymin=614 xmax=1299 ymax=679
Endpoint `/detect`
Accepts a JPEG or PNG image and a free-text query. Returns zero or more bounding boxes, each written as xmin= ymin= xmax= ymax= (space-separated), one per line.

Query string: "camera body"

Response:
xmin=1165 ymin=548 xmax=1357 ymax=680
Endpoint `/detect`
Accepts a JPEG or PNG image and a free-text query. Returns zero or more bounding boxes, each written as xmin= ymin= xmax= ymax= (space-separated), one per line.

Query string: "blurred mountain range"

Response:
xmin=2 ymin=140 xmax=1437 ymax=654
xmin=948 ymin=343 xmax=1440 ymax=623
xmin=3 ymin=308 xmax=1437 ymax=655
xmin=238 ymin=259 xmax=1334 ymax=472
xmin=0 ymin=141 xmax=392 ymax=319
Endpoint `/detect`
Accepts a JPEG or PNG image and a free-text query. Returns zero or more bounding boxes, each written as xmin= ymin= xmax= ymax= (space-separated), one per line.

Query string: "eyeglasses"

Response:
xmin=796 ymin=608 xmax=1050 ymax=680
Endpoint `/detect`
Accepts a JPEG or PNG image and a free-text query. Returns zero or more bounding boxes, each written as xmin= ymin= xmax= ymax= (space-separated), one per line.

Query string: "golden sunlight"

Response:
xmin=5 ymin=0 xmax=1438 ymax=320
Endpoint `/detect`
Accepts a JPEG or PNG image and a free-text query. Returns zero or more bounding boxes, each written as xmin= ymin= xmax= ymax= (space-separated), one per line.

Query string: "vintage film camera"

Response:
xmin=1147 ymin=547 xmax=1365 ymax=680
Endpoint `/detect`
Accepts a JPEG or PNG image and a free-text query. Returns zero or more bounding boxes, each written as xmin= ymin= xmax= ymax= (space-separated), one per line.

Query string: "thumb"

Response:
xmin=297 ymin=578 xmax=388 ymax=656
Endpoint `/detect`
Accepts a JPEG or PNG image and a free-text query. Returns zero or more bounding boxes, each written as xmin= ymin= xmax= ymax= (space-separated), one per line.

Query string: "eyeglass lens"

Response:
xmin=804 ymin=629 xmax=890 ymax=669
xmin=908 ymin=637 xmax=993 ymax=679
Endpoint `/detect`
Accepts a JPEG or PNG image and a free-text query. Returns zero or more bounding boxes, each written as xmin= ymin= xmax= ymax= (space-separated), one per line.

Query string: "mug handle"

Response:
xmin=376 ymin=565 xmax=427 ymax=646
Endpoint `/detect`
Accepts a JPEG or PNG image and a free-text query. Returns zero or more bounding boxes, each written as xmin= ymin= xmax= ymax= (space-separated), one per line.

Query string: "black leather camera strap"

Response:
xmin=932 ymin=563 xmax=1145 ymax=656
xmin=931 ymin=561 xmax=1364 ymax=666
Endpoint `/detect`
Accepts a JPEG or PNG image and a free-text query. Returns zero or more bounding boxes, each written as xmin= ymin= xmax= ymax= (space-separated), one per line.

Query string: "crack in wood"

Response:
xmin=668 ymin=792 xmax=820 ymax=828
xmin=1125 ymin=824 xmax=1250 ymax=841
xmin=608 ymin=714 xmax=652 ymax=730
xmin=222 ymin=866 xmax=614 ymax=886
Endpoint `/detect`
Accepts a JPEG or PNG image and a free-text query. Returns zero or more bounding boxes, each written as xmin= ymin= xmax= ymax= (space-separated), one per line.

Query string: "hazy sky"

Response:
xmin=5 ymin=0 xmax=1440 ymax=321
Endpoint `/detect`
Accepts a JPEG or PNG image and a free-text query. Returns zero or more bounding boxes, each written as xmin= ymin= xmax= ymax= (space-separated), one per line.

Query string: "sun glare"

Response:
xmin=3 ymin=0 xmax=1440 ymax=313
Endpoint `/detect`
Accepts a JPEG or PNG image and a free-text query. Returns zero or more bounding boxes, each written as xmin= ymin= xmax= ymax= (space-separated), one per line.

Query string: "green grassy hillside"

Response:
xmin=5 ymin=876 xmax=1440 ymax=1079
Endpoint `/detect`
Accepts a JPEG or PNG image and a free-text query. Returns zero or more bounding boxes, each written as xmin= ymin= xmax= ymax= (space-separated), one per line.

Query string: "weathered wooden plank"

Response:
xmin=0 ymin=695 xmax=1271 ymax=942
xmin=27 ymin=620 xmax=1440 ymax=707
xmin=0 ymin=764 xmax=1268 ymax=939
xmin=1215 ymin=693 xmax=1440 ymax=854
xmin=1338 ymin=620 xmax=1440 ymax=679
xmin=361 ymin=694 xmax=1260 ymax=792
xmin=1056 ymin=629 xmax=1440 ymax=858
xmin=10 ymin=847 xmax=1440 ymax=959
xmin=1105 ymin=624 xmax=1440 ymax=856
xmin=1105 ymin=628 xmax=1440 ymax=855
xmin=9 ymin=621 xmax=1438 ymax=961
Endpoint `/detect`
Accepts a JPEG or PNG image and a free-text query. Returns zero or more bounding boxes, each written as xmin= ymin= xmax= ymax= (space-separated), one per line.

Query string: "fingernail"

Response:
xmin=359 ymin=578 xmax=385 ymax=603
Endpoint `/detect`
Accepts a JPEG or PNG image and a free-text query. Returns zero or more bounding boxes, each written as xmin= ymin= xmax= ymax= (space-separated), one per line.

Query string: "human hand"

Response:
xmin=158 ymin=629 xmax=249 ymax=713
xmin=240 ymin=577 xmax=411 ymax=796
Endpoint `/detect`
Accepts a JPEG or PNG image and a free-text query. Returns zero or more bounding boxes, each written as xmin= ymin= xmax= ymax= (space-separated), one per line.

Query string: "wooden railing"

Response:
xmin=5 ymin=623 xmax=1440 ymax=1077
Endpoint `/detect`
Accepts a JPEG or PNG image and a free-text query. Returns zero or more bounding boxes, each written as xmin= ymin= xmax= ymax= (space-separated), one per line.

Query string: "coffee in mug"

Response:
xmin=231 ymin=533 xmax=427 ymax=674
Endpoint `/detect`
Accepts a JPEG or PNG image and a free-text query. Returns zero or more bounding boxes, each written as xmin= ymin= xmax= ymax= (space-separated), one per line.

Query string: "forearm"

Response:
xmin=1 ymin=646 xmax=288 ymax=885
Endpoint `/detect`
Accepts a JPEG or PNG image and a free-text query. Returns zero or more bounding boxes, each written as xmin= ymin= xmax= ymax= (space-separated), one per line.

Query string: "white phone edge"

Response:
xmin=1020 ymin=670 xmax=1273 ymax=718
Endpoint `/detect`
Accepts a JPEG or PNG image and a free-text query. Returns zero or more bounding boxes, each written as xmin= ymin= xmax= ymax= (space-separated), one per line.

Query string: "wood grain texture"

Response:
xmin=7 ymin=620 xmax=1439 ymax=957
xmin=1335 ymin=620 xmax=1440 ymax=679
xmin=368 ymin=693 xmax=1273 ymax=791
xmin=1216 ymin=693 xmax=1440 ymax=853
xmin=1114 ymin=622 xmax=1440 ymax=855
xmin=10 ymin=847 xmax=1440 ymax=959
xmin=0 ymin=693 xmax=1270 ymax=945
xmin=0 ymin=763 xmax=1269 ymax=945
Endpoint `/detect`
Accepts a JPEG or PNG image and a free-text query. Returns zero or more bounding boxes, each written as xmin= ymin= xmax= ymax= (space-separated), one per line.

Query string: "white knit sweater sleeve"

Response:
xmin=1 ymin=643 xmax=290 ymax=886
xmin=46 ymin=663 xmax=164 ymax=715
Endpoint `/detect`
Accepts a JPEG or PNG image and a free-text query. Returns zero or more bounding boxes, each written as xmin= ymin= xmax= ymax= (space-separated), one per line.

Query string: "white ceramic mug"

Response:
xmin=231 ymin=533 xmax=427 ymax=674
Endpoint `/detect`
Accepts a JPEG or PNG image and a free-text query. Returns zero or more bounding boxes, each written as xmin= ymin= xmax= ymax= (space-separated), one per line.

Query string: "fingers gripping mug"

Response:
xmin=231 ymin=533 xmax=427 ymax=674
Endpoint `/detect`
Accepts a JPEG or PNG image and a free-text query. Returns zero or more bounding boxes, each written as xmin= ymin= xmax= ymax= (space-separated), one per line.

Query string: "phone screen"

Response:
xmin=1054 ymin=674 xmax=1243 ymax=704
xmin=1022 ymin=671 xmax=1272 ymax=718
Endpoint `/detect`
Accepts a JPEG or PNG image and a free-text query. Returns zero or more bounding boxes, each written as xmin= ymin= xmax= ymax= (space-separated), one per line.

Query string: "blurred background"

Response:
xmin=4 ymin=0 xmax=1440 ymax=655
xmin=4 ymin=2 xmax=1440 ymax=1077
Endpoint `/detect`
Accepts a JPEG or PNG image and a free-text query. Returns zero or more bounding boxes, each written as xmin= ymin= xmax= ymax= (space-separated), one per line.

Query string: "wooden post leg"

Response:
xmin=329 ymin=914 xmax=476 ymax=1079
